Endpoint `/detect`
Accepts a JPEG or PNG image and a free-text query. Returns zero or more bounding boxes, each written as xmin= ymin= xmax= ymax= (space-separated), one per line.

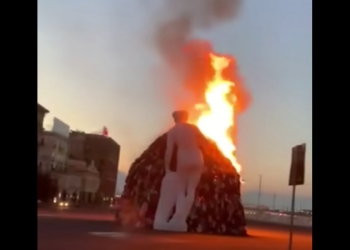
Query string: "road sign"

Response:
xmin=288 ymin=143 xmax=306 ymax=250
xmin=288 ymin=143 xmax=306 ymax=186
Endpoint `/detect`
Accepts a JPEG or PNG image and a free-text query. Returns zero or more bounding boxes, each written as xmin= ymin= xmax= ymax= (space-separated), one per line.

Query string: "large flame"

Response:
xmin=193 ymin=53 xmax=241 ymax=173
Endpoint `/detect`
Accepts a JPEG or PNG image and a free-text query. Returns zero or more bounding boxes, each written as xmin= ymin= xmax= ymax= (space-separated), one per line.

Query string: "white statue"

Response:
xmin=153 ymin=110 xmax=205 ymax=232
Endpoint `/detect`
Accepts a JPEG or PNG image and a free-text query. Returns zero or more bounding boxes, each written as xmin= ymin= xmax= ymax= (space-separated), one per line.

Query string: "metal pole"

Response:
xmin=272 ymin=193 xmax=276 ymax=210
xmin=257 ymin=175 xmax=262 ymax=208
xmin=288 ymin=185 xmax=296 ymax=250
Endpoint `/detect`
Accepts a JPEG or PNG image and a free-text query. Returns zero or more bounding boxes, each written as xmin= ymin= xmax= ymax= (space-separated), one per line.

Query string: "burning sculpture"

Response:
xmin=154 ymin=110 xmax=206 ymax=232
xmin=117 ymin=50 xmax=248 ymax=236
xmin=119 ymin=132 xmax=246 ymax=235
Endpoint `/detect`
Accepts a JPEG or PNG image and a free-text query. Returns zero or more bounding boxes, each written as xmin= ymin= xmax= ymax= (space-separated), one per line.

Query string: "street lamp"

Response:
xmin=257 ymin=174 xmax=262 ymax=209
xmin=242 ymin=175 xmax=262 ymax=208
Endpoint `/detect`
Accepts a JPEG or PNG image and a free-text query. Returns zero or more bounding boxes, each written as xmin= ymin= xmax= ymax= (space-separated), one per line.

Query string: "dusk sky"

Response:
xmin=38 ymin=0 xmax=312 ymax=210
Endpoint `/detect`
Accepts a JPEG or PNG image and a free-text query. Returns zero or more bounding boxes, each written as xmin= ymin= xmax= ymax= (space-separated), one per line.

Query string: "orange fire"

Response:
xmin=193 ymin=53 xmax=241 ymax=173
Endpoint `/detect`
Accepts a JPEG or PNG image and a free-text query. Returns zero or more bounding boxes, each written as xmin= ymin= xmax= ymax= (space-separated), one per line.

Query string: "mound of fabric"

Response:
xmin=118 ymin=133 xmax=247 ymax=236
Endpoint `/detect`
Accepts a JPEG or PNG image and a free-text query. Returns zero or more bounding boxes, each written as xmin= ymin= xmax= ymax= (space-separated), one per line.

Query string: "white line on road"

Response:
xmin=89 ymin=232 xmax=130 ymax=238
xmin=152 ymin=238 xmax=191 ymax=243
xmin=38 ymin=214 xmax=57 ymax=217
xmin=89 ymin=232 xmax=191 ymax=243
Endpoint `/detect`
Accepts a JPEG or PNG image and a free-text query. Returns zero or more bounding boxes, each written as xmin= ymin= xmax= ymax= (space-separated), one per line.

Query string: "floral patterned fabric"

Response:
xmin=118 ymin=133 xmax=247 ymax=236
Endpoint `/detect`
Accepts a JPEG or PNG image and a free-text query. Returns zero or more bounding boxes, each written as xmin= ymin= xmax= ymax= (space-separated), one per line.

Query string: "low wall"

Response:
xmin=245 ymin=212 xmax=312 ymax=228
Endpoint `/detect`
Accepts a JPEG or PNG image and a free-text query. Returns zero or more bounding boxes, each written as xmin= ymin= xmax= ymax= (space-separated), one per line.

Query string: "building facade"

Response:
xmin=38 ymin=103 xmax=49 ymax=134
xmin=57 ymin=158 xmax=100 ymax=204
xmin=38 ymin=131 xmax=69 ymax=174
xmin=37 ymin=104 xmax=49 ymax=155
xmin=69 ymin=131 xmax=120 ymax=201
xmin=80 ymin=160 xmax=100 ymax=203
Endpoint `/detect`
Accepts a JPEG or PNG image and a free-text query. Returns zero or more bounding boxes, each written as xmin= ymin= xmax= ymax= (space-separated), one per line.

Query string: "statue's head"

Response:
xmin=172 ymin=110 xmax=189 ymax=123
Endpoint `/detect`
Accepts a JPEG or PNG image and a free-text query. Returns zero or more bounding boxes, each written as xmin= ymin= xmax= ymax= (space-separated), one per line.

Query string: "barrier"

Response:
xmin=244 ymin=211 xmax=312 ymax=228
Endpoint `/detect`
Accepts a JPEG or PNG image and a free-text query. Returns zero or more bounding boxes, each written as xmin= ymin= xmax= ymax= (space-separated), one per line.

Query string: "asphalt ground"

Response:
xmin=38 ymin=208 xmax=312 ymax=250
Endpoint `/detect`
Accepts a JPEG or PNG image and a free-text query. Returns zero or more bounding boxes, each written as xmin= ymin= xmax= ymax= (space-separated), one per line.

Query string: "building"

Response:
xmin=57 ymin=158 xmax=100 ymax=204
xmin=69 ymin=131 xmax=120 ymax=202
xmin=38 ymin=103 xmax=49 ymax=133
xmin=38 ymin=131 xmax=69 ymax=174
xmin=37 ymin=103 xmax=49 ymax=168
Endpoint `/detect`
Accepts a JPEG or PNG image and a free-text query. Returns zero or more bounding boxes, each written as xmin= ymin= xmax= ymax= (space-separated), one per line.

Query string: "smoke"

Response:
xmin=152 ymin=0 xmax=250 ymax=113
xmin=155 ymin=0 xmax=241 ymax=66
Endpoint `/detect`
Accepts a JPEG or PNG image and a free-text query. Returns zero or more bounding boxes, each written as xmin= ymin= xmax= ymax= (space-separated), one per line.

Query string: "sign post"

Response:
xmin=288 ymin=143 xmax=306 ymax=250
xmin=288 ymin=184 xmax=297 ymax=250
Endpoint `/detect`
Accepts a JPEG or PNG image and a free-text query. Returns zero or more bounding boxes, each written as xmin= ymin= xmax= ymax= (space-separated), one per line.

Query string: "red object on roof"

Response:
xmin=102 ymin=126 xmax=108 ymax=137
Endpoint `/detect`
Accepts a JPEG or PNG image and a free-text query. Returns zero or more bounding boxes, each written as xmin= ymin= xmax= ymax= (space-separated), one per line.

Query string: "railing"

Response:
xmin=244 ymin=211 xmax=312 ymax=227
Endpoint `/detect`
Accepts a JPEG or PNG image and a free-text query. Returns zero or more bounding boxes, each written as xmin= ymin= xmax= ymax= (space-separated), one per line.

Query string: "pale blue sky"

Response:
xmin=38 ymin=0 xmax=312 ymax=209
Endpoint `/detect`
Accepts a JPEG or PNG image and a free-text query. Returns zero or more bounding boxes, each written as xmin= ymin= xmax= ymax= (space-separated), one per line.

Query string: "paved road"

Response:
xmin=38 ymin=209 xmax=312 ymax=250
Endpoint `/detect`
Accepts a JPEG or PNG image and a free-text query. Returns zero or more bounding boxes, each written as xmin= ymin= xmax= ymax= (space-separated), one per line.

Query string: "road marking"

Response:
xmin=152 ymin=237 xmax=191 ymax=243
xmin=89 ymin=232 xmax=129 ymax=238
xmin=38 ymin=214 xmax=57 ymax=217
xmin=89 ymin=232 xmax=191 ymax=243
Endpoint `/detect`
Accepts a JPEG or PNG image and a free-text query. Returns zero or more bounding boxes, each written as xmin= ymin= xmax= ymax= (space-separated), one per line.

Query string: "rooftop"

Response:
xmin=38 ymin=103 xmax=49 ymax=113
xmin=70 ymin=130 xmax=120 ymax=148
xmin=43 ymin=130 xmax=69 ymax=141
